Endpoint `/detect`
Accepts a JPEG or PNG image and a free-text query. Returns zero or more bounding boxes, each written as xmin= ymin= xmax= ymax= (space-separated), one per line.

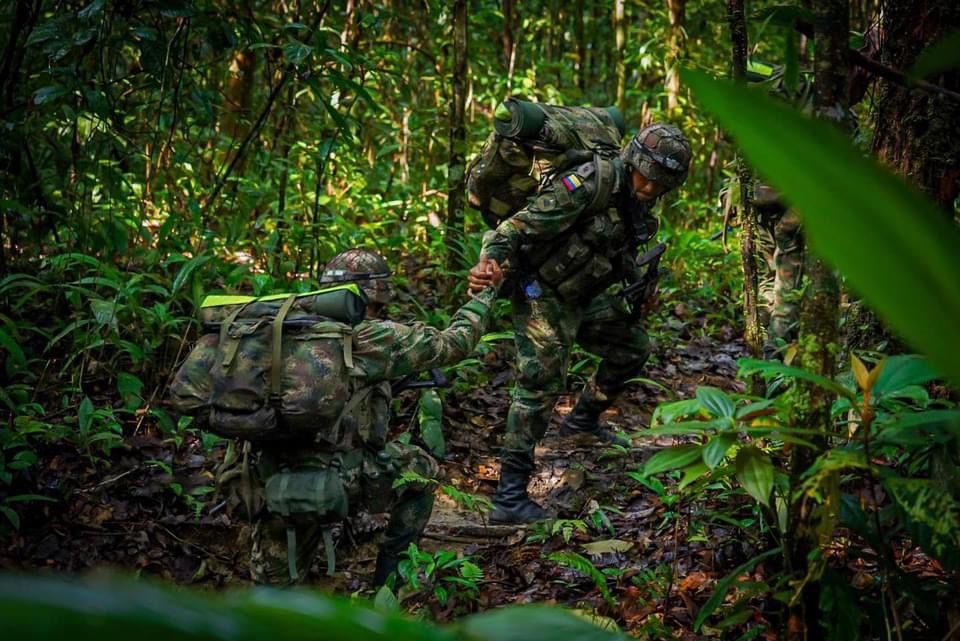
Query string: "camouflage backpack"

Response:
xmin=466 ymin=97 xmax=625 ymax=228
xmin=167 ymin=284 xmax=367 ymax=444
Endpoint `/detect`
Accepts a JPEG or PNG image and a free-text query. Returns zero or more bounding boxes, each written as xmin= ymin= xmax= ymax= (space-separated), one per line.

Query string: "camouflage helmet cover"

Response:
xmin=622 ymin=123 xmax=691 ymax=190
xmin=320 ymin=248 xmax=393 ymax=304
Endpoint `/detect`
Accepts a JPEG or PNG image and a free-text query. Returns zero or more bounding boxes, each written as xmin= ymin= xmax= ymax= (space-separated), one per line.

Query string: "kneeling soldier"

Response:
xmin=169 ymin=249 xmax=502 ymax=586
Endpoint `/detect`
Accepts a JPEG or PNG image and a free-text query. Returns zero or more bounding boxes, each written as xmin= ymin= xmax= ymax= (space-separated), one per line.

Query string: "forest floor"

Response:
xmin=0 ymin=313 xmax=781 ymax=638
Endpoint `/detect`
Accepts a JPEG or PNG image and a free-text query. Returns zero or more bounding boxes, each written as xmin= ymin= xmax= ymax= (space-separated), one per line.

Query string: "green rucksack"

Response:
xmin=168 ymin=284 xmax=367 ymax=444
xmin=466 ymin=98 xmax=625 ymax=228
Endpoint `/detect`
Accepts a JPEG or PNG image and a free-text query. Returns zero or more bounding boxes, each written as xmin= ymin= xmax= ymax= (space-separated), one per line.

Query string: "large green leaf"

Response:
xmin=0 ymin=573 xmax=456 ymax=641
xmin=909 ymin=30 xmax=960 ymax=80
xmin=683 ymin=69 xmax=960 ymax=388
xmin=417 ymin=389 xmax=445 ymax=458
xmin=735 ymin=446 xmax=774 ymax=506
xmin=695 ymin=386 xmax=735 ymax=419
xmin=641 ymin=443 xmax=703 ymax=477
xmin=462 ymin=605 xmax=628 ymax=641
xmin=0 ymin=574 xmax=626 ymax=641
xmin=702 ymin=433 xmax=738 ymax=469
xmin=737 ymin=358 xmax=855 ymax=401
xmin=871 ymin=355 xmax=938 ymax=398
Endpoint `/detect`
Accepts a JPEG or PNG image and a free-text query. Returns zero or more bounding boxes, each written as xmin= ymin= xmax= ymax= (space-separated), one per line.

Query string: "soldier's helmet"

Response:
xmin=320 ymin=249 xmax=393 ymax=305
xmin=622 ymin=124 xmax=691 ymax=190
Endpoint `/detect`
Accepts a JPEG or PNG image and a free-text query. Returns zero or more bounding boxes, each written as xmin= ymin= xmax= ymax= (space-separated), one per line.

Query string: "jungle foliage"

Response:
xmin=1 ymin=0 xmax=959 ymax=640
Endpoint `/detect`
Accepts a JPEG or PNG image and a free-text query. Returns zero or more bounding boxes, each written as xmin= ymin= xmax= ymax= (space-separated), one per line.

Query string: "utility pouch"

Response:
xmin=554 ymin=254 xmax=615 ymax=302
xmin=265 ymin=463 xmax=349 ymax=526
xmin=361 ymin=450 xmax=399 ymax=514
xmin=537 ymin=234 xmax=592 ymax=286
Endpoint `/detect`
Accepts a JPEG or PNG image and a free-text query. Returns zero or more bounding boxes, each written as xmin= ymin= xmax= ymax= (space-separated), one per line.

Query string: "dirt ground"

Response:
xmin=2 ymin=332 xmax=765 ymax=637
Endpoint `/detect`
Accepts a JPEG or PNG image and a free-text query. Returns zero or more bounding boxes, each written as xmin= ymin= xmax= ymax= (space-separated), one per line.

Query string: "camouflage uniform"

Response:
xmin=754 ymin=192 xmax=804 ymax=358
xmin=746 ymin=62 xmax=857 ymax=359
xmin=501 ymin=290 xmax=650 ymax=472
xmin=481 ymin=124 xmax=690 ymax=523
xmin=239 ymin=262 xmax=498 ymax=585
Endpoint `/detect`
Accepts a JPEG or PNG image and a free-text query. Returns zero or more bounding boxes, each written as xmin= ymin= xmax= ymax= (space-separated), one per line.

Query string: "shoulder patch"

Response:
xmin=561 ymin=173 xmax=583 ymax=192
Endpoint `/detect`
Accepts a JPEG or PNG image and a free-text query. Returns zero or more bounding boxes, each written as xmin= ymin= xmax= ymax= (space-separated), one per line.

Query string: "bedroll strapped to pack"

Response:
xmin=167 ymin=284 xmax=367 ymax=444
xmin=467 ymin=98 xmax=625 ymax=228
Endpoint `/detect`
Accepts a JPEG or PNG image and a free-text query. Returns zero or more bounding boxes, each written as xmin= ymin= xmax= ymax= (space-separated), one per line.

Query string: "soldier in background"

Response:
xmin=746 ymin=46 xmax=875 ymax=358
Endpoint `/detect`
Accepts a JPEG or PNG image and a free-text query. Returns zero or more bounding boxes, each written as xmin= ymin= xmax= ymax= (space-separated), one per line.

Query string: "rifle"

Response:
xmin=708 ymin=226 xmax=736 ymax=242
xmin=621 ymin=243 xmax=668 ymax=317
xmin=391 ymin=368 xmax=450 ymax=395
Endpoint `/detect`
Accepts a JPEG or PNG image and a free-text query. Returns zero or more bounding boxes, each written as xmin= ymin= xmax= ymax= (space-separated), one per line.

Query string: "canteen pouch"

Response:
xmin=265 ymin=464 xmax=349 ymax=526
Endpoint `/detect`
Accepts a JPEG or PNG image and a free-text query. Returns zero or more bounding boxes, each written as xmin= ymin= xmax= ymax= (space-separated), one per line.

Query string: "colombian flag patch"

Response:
xmin=561 ymin=174 xmax=583 ymax=192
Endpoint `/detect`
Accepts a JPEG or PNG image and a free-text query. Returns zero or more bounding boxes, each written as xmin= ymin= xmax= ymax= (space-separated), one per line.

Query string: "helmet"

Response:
xmin=320 ymin=249 xmax=393 ymax=305
xmin=622 ymin=124 xmax=691 ymax=190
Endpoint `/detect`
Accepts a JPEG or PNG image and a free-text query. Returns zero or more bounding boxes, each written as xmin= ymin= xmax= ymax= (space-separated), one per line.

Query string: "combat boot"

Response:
xmin=372 ymin=488 xmax=434 ymax=588
xmin=559 ymin=392 xmax=632 ymax=447
xmin=372 ymin=551 xmax=399 ymax=588
xmin=489 ymin=467 xmax=550 ymax=525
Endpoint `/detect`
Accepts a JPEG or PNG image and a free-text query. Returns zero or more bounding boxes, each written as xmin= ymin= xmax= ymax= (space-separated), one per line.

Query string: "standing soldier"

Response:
xmin=745 ymin=53 xmax=871 ymax=358
xmin=467 ymin=124 xmax=692 ymax=524
xmin=170 ymin=249 xmax=503 ymax=586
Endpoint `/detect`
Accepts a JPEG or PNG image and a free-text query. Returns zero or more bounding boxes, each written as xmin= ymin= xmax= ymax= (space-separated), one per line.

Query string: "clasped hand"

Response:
xmin=467 ymin=256 xmax=503 ymax=294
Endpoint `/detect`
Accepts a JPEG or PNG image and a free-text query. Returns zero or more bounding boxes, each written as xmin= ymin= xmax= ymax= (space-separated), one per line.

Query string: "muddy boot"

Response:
xmin=559 ymin=391 xmax=631 ymax=447
xmin=489 ymin=467 xmax=550 ymax=525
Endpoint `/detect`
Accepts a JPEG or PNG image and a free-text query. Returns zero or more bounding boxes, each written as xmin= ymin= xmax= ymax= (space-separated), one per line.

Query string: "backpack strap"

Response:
xmin=220 ymin=302 xmax=253 ymax=369
xmin=587 ymin=154 xmax=616 ymax=214
xmin=322 ymin=528 xmax=336 ymax=577
xmin=269 ymin=294 xmax=299 ymax=405
xmin=286 ymin=525 xmax=299 ymax=582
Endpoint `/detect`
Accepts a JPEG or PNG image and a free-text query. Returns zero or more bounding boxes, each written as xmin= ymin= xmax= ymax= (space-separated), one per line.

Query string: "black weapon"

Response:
xmin=708 ymin=226 xmax=736 ymax=242
xmin=621 ymin=243 xmax=668 ymax=316
xmin=391 ymin=368 xmax=450 ymax=395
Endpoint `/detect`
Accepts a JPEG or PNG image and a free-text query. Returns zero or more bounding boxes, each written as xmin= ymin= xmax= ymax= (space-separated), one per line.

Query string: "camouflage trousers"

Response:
xmin=502 ymin=290 xmax=650 ymax=472
xmin=756 ymin=208 xmax=804 ymax=358
xmin=241 ymin=440 xmax=438 ymax=586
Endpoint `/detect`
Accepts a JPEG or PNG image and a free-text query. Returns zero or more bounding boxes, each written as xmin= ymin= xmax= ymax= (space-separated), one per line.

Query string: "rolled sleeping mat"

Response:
xmin=494 ymin=98 xmax=625 ymax=150
xmin=602 ymin=106 xmax=626 ymax=139
xmin=493 ymin=98 xmax=547 ymax=139
xmin=199 ymin=284 xmax=368 ymax=327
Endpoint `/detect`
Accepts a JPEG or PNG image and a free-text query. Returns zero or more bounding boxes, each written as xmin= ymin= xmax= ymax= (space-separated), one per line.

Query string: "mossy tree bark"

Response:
xmin=727 ymin=0 xmax=763 ymax=367
xmin=872 ymin=0 xmax=960 ymax=215
xmin=445 ymin=0 xmax=468 ymax=269
xmin=666 ymin=0 xmax=687 ymax=112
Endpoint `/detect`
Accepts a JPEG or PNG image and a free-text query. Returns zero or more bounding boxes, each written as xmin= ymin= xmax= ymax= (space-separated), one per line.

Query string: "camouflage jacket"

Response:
xmin=481 ymin=159 xmax=659 ymax=302
xmin=340 ymin=286 xmax=498 ymax=450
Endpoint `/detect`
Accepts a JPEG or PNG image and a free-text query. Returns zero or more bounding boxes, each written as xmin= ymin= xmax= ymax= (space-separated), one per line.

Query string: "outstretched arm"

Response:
xmin=351 ymin=287 xmax=500 ymax=384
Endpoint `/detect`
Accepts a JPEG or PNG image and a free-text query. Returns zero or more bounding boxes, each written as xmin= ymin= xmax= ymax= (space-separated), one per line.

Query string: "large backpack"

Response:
xmin=466 ymin=98 xmax=625 ymax=228
xmin=167 ymin=284 xmax=367 ymax=444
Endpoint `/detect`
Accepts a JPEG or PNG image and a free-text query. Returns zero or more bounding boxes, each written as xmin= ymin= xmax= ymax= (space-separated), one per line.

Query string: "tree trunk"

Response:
xmin=786 ymin=1 xmax=848 ymax=638
xmin=446 ymin=0 xmax=468 ymax=270
xmin=223 ymin=49 xmax=256 ymax=142
xmin=872 ymin=0 xmax=960 ymax=214
xmin=614 ymin=0 xmax=626 ymax=111
xmin=666 ymin=0 xmax=687 ymax=111
xmin=501 ymin=0 xmax=516 ymax=90
xmin=575 ymin=4 xmax=586 ymax=94
xmin=727 ymin=0 xmax=763 ymax=364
